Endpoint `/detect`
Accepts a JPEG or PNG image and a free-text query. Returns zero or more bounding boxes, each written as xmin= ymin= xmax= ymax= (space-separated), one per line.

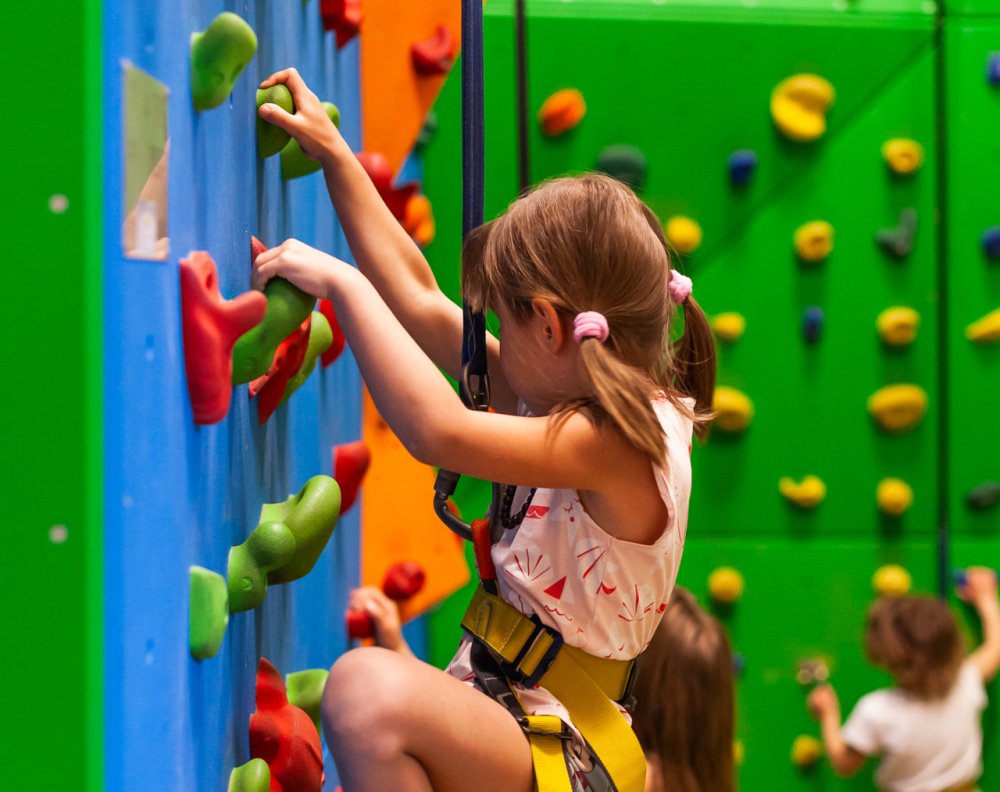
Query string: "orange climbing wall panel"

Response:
xmin=360 ymin=0 xmax=461 ymax=174
xmin=360 ymin=390 xmax=470 ymax=620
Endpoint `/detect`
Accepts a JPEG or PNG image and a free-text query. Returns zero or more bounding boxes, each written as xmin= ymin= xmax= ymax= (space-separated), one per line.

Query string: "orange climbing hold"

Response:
xmin=538 ymin=89 xmax=586 ymax=137
xmin=403 ymin=194 xmax=436 ymax=247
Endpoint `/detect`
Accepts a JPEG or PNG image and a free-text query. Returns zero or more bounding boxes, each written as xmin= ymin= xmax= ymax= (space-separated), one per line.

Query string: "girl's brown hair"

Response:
xmin=462 ymin=174 xmax=716 ymax=466
xmin=631 ymin=587 xmax=736 ymax=792
xmin=866 ymin=595 xmax=964 ymax=699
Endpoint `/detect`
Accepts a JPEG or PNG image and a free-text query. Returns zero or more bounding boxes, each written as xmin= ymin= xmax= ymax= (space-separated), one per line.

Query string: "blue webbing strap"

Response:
xmin=434 ymin=0 xmax=492 ymax=542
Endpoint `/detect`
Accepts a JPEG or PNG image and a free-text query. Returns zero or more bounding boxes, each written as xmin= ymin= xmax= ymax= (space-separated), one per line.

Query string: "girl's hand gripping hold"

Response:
xmin=251 ymin=237 xmax=349 ymax=300
xmin=258 ymin=68 xmax=349 ymax=165
xmin=348 ymin=586 xmax=413 ymax=657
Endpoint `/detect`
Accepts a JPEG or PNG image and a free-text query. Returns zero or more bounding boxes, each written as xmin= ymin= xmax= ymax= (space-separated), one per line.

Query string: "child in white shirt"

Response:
xmin=808 ymin=568 xmax=999 ymax=792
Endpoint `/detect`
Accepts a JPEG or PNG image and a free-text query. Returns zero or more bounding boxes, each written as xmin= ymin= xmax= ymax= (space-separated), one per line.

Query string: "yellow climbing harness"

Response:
xmin=462 ymin=584 xmax=646 ymax=792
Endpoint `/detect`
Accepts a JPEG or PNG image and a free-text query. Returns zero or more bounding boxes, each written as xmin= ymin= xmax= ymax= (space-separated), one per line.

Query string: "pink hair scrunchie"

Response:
xmin=669 ymin=269 xmax=693 ymax=304
xmin=573 ymin=311 xmax=610 ymax=345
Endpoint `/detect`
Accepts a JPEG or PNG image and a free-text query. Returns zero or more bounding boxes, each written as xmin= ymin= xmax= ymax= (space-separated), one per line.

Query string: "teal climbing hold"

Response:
xmin=188 ymin=565 xmax=229 ymax=660
xmin=227 ymin=522 xmax=297 ymax=612
xmin=967 ymin=481 xmax=1000 ymax=511
xmin=876 ymin=208 xmax=917 ymax=259
xmin=280 ymin=312 xmax=333 ymax=406
xmin=596 ymin=145 xmax=647 ymax=191
xmin=280 ymin=102 xmax=341 ymax=179
xmin=190 ymin=12 xmax=258 ymax=111
xmin=286 ymin=669 xmax=330 ymax=735
xmin=257 ymin=85 xmax=295 ymax=158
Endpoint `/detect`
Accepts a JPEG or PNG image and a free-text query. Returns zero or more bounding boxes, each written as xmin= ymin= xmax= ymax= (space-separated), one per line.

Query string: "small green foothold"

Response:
xmin=264 ymin=475 xmax=342 ymax=584
xmin=190 ymin=12 xmax=258 ymax=112
xmin=967 ymin=482 xmax=1000 ymax=511
xmin=281 ymin=102 xmax=341 ymax=179
xmin=286 ymin=669 xmax=330 ymax=734
xmin=416 ymin=112 xmax=438 ymax=150
xmin=231 ymin=280 xmax=316 ymax=385
xmin=596 ymin=145 xmax=647 ymax=191
xmin=227 ymin=521 xmax=297 ymax=612
xmin=189 ymin=566 xmax=229 ymax=660
xmin=280 ymin=312 xmax=333 ymax=406
xmin=257 ymin=85 xmax=296 ymax=158
xmin=228 ymin=758 xmax=271 ymax=792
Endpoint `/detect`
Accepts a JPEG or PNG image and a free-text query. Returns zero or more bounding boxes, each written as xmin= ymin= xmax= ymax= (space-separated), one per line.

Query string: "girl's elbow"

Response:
xmin=399 ymin=418 xmax=458 ymax=469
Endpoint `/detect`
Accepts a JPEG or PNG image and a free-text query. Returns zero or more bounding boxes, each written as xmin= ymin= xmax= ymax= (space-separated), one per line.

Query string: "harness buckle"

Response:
xmin=460 ymin=364 xmax=491 ymax=412
xmin=501 ymin=613 xmax=565 ymax=689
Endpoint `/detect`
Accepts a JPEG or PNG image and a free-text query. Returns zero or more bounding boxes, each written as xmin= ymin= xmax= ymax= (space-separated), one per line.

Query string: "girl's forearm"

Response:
xmin=328 ymin=267 xmax=466 ymax=463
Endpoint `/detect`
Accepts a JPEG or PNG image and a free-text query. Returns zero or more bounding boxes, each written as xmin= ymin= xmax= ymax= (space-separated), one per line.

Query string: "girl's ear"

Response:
xmin=530 ymin=298 xmax=567 ymax=351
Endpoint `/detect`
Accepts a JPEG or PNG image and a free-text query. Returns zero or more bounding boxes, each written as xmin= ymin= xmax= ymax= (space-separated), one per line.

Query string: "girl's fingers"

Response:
xmin=258 ymin=102 xmax=302 ymax=135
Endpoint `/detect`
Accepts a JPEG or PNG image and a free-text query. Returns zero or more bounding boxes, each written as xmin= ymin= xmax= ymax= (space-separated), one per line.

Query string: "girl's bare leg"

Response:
xmin=323 ymin=647 xmax=535 ymax=792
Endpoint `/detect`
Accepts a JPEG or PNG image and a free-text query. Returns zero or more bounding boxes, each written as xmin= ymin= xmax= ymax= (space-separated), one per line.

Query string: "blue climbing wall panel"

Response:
xmin=103 ymin=2 xmax=365 ymax=789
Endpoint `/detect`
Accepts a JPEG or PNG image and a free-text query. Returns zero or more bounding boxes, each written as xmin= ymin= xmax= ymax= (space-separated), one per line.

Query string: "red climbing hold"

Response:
xmin=317 ymin=299 xmax=346 ymax=367
xmin=319 ymin=0 xmax=361 ymax=49
xmin=250 ymin=657 xmax=325 ymax=792
xmin=383 ymin=561 xmax=426 ymax=601
xmin=356 ymin=152 xmax=419 ymax=221
xmin=332 ymin=440 xmax=371 ymax=513
xmin=250 ymin=317 xmax=312 ymax=425
xmin=345 ymin=608 xmax=374 ymax=640
xmin=180 ymin=251 xmax=267 ymax=425
xmin=411 ymin=26 xmax=456 ymax=76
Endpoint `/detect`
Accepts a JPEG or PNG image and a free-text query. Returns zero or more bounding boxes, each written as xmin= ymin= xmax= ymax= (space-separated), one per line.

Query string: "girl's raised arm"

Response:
xmin=257 ymin=68 xmax=517 ymax=414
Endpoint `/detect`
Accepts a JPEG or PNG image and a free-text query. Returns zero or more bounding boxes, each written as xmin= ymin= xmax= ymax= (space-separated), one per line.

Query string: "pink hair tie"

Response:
xmin=573 ymin=311 xmax=609 ymax=344
xmin=669 ymin=269 xmax=693 ymax=304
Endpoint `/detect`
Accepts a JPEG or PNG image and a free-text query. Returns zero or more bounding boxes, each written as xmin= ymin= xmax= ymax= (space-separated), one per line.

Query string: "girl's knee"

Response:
xmin=322 ymin=648 xmax=416 ymax=752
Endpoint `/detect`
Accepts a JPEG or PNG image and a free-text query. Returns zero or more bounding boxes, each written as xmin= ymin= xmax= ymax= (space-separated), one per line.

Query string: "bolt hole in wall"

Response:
xmin=417 ymin=1 xmax=1000 ymax=791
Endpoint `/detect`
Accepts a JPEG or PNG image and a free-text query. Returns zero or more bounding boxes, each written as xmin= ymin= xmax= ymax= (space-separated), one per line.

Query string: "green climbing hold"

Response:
xmin=232 ymin=280 xmax=316 ymax=385
xmin=228 ymin=758 xmax=271 ymax=792
xmin=190 ymin=12 xmax=258 ymax=111
xmin=416 ymin=112 xmax=438 ymax=150
xmin=281 ymin=102 xmax=341 ymax=179
xmin=596 ymin=145 xmax=646 ymax=191
xmin=287 ymin=669 xmax=330 ymax=734
xmin=967 ymin=481 xmax=1000 ymax=511
xmin=257 ymin=85 xmax=296 ymax=158
xmin=188 ymin=566 xmax=229 ymax=660
xmin=264 ymin=475 xmax=341 ymax=584
xmin=227 ymin=521 xmax=297 ymax=612
xmin=280 ymin=312 xmax=333 ymax=405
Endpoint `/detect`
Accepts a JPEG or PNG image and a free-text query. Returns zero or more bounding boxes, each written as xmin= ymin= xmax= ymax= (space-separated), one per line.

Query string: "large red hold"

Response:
xmin=319 ymin=0 xmax=361 ymax=48
xmin=250 ymin=658 xmax=325 ymax=792
xmin=332 ymin=440 xmax=371 ymax=514
xmin=180 ymin=252 xmax=267 ymax=424
xmin=318 ymin=299 xmax=346 ymax=367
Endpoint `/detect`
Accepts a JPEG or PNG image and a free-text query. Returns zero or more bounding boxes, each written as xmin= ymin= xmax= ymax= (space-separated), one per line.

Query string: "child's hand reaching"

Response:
xmin=258 ymin=68 xmax=348 ymax=165
xmin=959 ymin=566 xmax=999 ymax=609
xmin=808 ymin=684 xmax=841 ymax=723
xmin=252 ymin=238 xmax=358 ymax=300
xmin=348 ymin=586 xmax=413 ymax=656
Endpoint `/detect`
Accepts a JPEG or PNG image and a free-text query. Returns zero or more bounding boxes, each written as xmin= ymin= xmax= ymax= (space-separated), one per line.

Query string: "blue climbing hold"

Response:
xmin=982 ymin=227 xmax=1000 ymax=260
xmin=728 ymin=150 xmax=757 ymax=187
xmin=732 ymin=652 xmax=746 ymax=677
xmin=987 ymin=53 xmax=1000 ymax=86
xmin=803 ymin=306 xmax=823 ymax=344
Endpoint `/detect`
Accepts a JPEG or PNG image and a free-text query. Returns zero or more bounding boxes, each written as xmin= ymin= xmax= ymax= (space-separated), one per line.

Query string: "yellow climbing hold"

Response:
xmin=867 ymin=384 xmax=928 ymax=433
xmin=771 ymin=74 xmax=835 ymax=142
xmin=877 ymin=306 xmax=920 ymax=346
xmin=713 ymin=312 xmax=746 ymax=343
xmin=791 ymin=735 xmax=823 ymax=768
xmin=794 ymin=221 xmax=834 ymax=262
xmin=965 ymin=307 xmax=1000 ymax=343
xmin=877 ymin=478 xmax=913 ymax=516
xmin=665 ymin=216 xmax=703 ymax=255
xmin=882 ymin=138 xmax=924 ymax=175
xmin=708 ymin=566 xmax=745 ymax=604
xmin=873 ymin=564 xmax=912 ymax=597
xmin=779 ymin=475 xmax=826 ymax=509
xmin=733 ymin=740 xmax=745 ymax=767
xmin=537 ymin=88 xmax=586 ymax=137
xmin=712 ymin=386 xmax=754 ymax=432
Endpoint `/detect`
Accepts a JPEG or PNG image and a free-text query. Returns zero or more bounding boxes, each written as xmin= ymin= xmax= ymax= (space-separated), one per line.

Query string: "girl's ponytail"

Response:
xmin=671 ymin=295 xmax=716 ymax=440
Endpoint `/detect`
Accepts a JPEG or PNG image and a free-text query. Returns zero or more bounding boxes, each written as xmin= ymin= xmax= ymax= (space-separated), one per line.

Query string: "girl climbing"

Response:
xmin=807 ymin=568 xmax=1000 ymax=792
xmin=253 ymin=67 xmax=716 ymax=792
